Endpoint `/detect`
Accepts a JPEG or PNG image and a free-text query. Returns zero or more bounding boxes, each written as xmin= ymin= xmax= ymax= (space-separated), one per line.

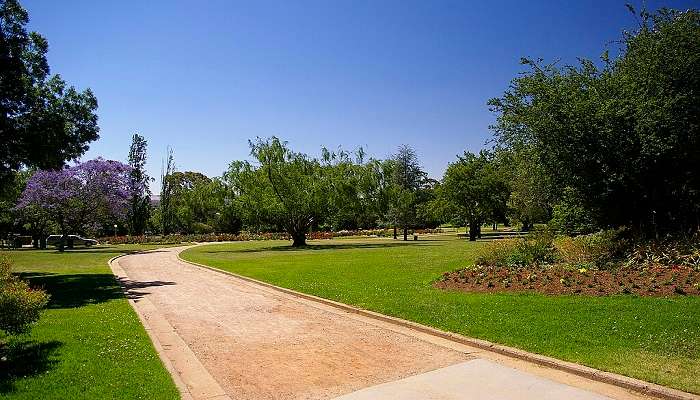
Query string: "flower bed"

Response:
xmin=436 ymin=264 xmax=700 ymax=296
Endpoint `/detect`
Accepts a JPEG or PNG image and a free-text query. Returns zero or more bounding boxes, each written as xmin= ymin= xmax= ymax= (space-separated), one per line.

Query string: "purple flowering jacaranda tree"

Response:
xmin=17 ymin=158 xmax=137 ymax=249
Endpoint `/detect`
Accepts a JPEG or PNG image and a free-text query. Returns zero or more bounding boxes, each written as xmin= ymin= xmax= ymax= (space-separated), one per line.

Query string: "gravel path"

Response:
xmin=112 ymin=245 xmax=660 ymax=400
xmin=114 ymin=246 xmax=470 ymax=399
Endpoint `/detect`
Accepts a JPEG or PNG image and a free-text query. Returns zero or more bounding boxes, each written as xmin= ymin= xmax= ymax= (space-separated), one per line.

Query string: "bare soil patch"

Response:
xmin=436 ymin=265 xmax=700 ymax=296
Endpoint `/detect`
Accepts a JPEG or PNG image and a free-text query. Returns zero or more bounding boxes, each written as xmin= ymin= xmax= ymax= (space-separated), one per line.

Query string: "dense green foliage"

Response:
xmin=0 ymin=256 xmax=48 ymax=336
xmin=489 ymin=8 xmax=700 ymax=235
xmin=441 ymin=151 xmax=509 ymax=240
xmin=226 ymin=137 xmax=329 ymax=246
xmin=182 ymin=237 xmax=700 ymax=393
xmin=387 ymin=145 xmax=432 ymax=240
xmin=0 ymin=246 xmax=179 ymax=399
xmin=126 ymin=133 xmax=151 ymax=235
xmin=0 ymin=0 xmax=99 ymax=186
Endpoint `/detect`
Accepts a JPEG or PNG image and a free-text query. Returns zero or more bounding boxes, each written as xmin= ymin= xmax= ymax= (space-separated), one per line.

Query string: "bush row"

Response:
xmin=100 ymin=228 xmax=444 ymax=245
xmin=102 ymin=232 xmax=290 ymax=245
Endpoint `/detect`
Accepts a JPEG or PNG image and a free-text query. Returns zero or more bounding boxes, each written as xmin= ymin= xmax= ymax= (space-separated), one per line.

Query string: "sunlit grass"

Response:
xmin=182 ymin=235 xmax=700 ymax=394
xmin=1 ymin=245 xmax=179 ymax=400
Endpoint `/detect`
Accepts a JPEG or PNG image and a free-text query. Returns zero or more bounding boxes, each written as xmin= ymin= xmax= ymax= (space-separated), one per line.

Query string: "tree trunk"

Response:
xmin=393 ymin=226 xmax=397 ymax=240
xmin=403 ymin=227 xmax=408 ymax=241
xmin=469 ymin=221 xmax=478 ymax=241
xmin=291 ymin=231 xmax=307 ymax=247
xmin=58 ymin=233 xmax=67 ymax=252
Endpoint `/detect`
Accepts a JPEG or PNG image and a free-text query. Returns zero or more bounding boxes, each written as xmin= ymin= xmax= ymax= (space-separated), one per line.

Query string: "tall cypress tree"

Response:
xmin=127 ymin=133 xmax=151 ymax=234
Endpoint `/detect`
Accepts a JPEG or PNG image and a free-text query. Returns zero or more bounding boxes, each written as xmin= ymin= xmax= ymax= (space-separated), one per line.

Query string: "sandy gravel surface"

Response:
xmin=117 ymin=246 xmax=470 ymax=400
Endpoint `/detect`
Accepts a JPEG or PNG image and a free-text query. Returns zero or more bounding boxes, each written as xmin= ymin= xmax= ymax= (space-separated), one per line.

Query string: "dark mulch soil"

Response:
xmin=435 ymin=265 xmax=700 ymax=296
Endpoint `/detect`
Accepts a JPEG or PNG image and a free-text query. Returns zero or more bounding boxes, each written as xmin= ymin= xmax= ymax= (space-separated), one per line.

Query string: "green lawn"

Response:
xmin=182 ymin=235 xmax=700 ymax=394
xmin=1 ymin=245 xmax=180 ymax=400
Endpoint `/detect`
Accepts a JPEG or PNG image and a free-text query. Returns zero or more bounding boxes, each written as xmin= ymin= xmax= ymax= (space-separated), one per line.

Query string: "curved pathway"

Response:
xmin=111 ymin=246 xmax=651 ymax=400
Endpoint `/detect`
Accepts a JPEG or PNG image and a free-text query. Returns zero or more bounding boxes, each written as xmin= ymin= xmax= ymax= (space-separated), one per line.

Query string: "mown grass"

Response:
xmin=1 ymin=245 xmax=180 ymax=400
xmin=182 ymin=235 xmax=700 ymax=394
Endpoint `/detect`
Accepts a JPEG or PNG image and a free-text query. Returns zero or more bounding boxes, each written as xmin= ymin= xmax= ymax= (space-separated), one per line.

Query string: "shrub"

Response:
xmin=0 ymin=257 xmax=50 ymax=336
xmin=476 ymin=230 xmax=556 ymax=268
xmin=192 ymin=222 xmax=215 ymax=234
xmin=554 ymin=228 xmax=629 ymax=269
xmin=625 ymin=234 xmax=700 ymax=270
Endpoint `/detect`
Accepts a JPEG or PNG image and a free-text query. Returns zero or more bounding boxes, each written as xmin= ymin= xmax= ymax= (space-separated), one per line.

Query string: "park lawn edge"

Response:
xmin=1 ymin=245 xmax=182 ymax=400
xmin=179 ymin=238 xmax=700 ymax=396
xmin=176 ymin=247 xmax=697 ymax=400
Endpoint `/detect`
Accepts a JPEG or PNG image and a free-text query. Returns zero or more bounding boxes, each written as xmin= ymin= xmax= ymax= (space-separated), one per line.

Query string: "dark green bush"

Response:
xmin=0 ymin=257 xmax=50 ymax=336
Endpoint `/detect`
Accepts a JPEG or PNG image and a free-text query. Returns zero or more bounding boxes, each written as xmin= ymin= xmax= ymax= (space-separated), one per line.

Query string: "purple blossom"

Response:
xmin=17 ymin=158 xmax=136 ymax=234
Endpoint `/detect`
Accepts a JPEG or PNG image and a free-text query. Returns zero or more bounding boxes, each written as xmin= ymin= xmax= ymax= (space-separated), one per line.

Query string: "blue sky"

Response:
xmin=23 ymin=0 xmax=697 ymax=187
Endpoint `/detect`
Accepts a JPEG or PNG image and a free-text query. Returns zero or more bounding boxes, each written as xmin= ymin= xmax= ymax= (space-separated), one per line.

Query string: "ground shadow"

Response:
xmin=203 ymin=241 xmax=441 ymax=254
xmin=18 ymin=272 xmax=125 ymax=309
xmin=17 ymin=273 xmax=174 ymax=308
xmin=0 ymin=340 xmax=62 ymax=394
xmin=118 ymin=277 xmax=177 ymax=300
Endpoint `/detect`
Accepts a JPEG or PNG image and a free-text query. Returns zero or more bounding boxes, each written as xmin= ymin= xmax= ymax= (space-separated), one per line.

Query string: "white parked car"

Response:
xmin=46 ymin=235 xmax=98 ymax=247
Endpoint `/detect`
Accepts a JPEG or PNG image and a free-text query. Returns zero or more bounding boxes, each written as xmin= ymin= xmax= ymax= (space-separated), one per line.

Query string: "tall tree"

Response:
xmin=489 ymin=7 xmax=700 ymax=236
xmin=226 ymin=137 xmax=328 ymax=247
xmin=0 ymin=0 xmax=99 ymax=185
xmin=159 ymin=148 xmax=175 ymax=234
xmin=389 ymin=145 xmax=426 ymax=240
xmin=321 ymin=147 xmax=384 ymax=230
xmin=126 ymin=133 xmax=151 ymax=235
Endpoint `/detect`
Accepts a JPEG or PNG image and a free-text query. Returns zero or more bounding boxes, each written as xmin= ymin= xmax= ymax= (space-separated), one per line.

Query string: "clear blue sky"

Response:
xmin=23 ymin=0 xmax=697 ymax=188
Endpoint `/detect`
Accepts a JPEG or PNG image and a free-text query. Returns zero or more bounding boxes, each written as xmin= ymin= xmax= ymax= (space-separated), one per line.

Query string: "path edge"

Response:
xmin=177 ymin=246 xmax=699 ymax=400
xmin=108 ymin=252 xmax=194 ymax=400
xmin=108 ymin=250 xmax=232 ymax=400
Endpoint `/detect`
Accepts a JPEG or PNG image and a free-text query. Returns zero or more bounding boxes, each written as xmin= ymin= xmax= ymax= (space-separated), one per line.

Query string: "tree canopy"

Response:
xmin=441 ymin=151 xmax=509 ymax=240
xmin=226 ymin=137 xmax=329 ymax=246
xmin=126 ymin=133 xmax=151 ymax=235
xmin=0 ymin=0 xmax=99 ymax=185
xmin=488 ymin=8 xmax=700 ymax=236
xmin=17 ymin=159 xmax=134 ymax=248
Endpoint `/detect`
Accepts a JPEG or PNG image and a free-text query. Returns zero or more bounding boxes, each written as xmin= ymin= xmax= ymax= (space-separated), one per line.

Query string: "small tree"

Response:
xmin=441 ymin=151 xmax=510 ymax=241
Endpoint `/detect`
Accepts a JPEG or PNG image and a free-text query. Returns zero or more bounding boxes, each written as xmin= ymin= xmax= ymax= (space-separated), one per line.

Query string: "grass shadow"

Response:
xmin=17 ymin=273 xmax=174 ymax=308
xmin=18 ymin=272 xmax=125 ymax=309
xmin=0 ymin=339 xmax=62 ymax=394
